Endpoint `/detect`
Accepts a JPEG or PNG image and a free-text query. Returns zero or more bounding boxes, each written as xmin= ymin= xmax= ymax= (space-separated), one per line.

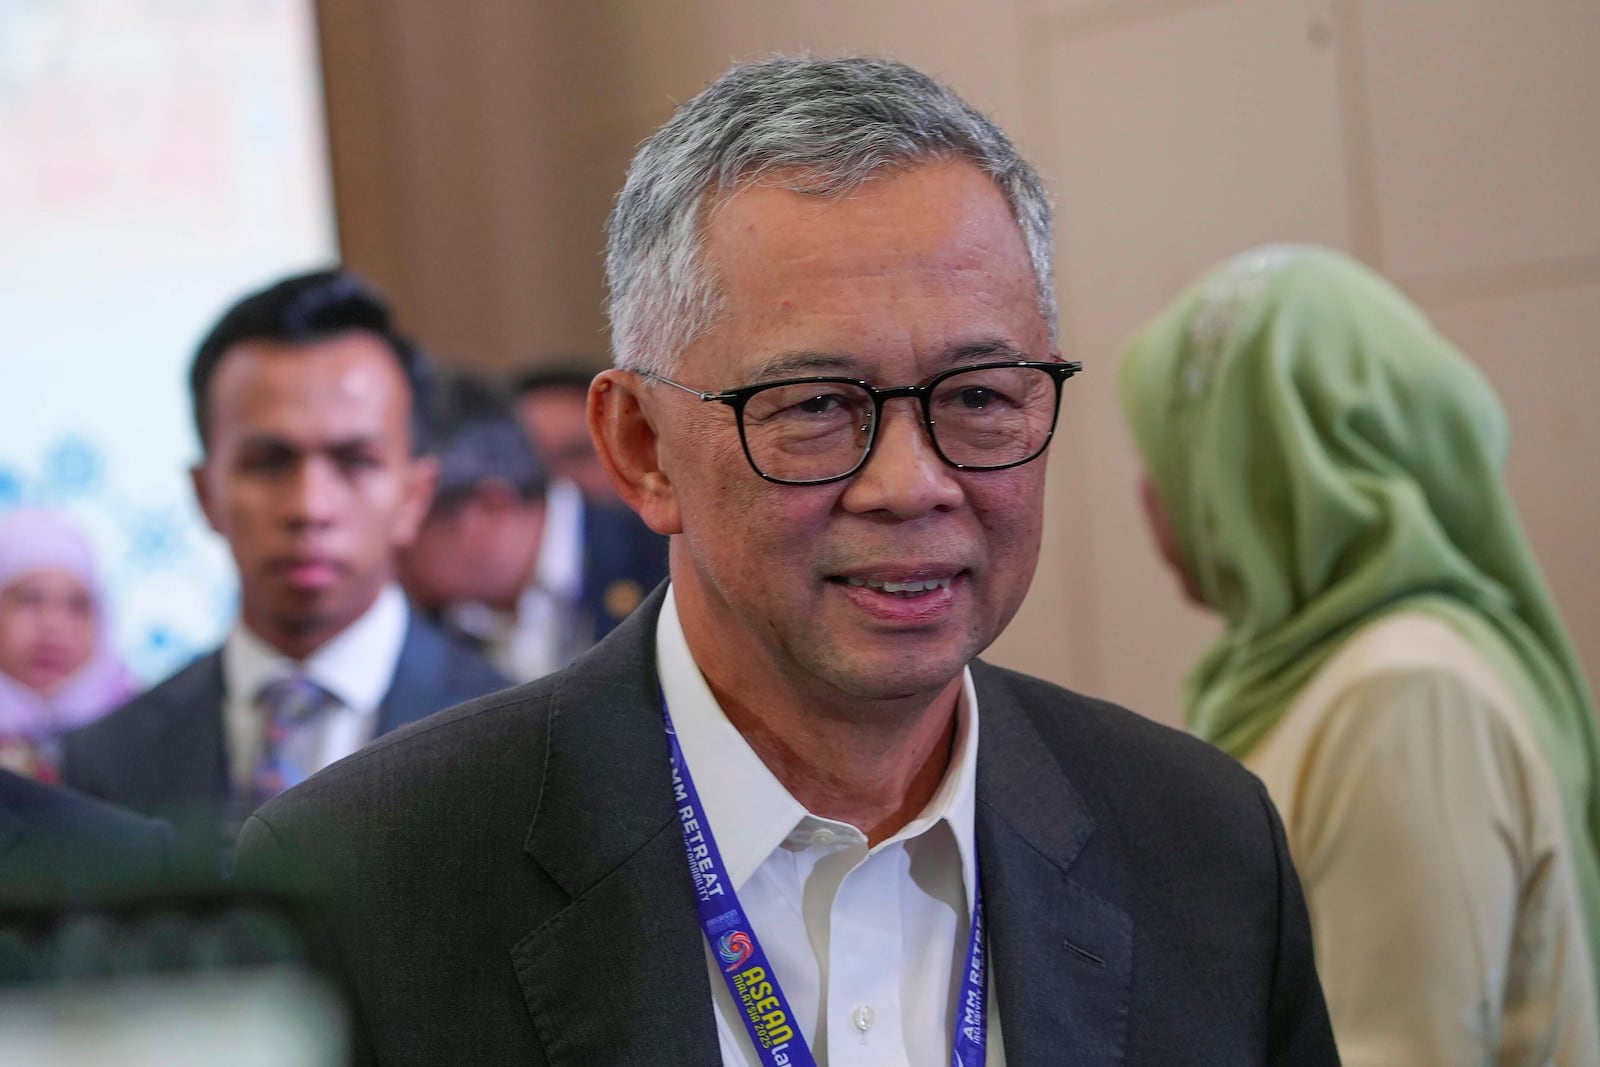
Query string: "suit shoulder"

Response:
xmin=1 ymin=771 xmax=172 ymax=895
xmin=5 ymin=773 xmax=165 ymax=840
xmin=401 ymin=610 xmax=513 ymax=696
xmin=65 ymin=654 xmax=221 ymax=751
xmin=261 ymin=674 xmax=554 ymax=823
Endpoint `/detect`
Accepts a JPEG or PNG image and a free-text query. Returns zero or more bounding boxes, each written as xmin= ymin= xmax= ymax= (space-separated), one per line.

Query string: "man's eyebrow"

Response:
xmin=326 ymin=436 xmax=383 ymax=453
xmin=234 ymin=434 xmax=382 ymax=454
xmin=941 ymin=339 xmax=1032 ymax=366
xmin=744 ymin=339 xmax=1034 ymax=385
xmin=235 ymin=433 xmax=300 ymax=453
xmin=748 ymin=351 xmax=860 ymax=382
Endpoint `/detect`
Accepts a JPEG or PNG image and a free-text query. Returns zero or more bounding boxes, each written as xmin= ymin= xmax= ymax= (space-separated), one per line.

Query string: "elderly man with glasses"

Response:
xmin=237 ymin=57 xmax=1337 ymax=1066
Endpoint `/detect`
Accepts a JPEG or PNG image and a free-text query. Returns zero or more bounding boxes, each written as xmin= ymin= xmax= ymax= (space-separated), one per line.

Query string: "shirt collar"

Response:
xmin=654 ymin=586 xmax=980 ymax=904
xmin=536 ymin=479 xmax=585 ymax=601
xmin=223 ymin=583 xmax=409 ymax=712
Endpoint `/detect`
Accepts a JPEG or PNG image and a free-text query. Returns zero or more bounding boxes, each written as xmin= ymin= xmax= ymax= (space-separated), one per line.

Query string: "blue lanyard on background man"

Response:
xmin=663 ymin=697 xmax=988 ymax=1067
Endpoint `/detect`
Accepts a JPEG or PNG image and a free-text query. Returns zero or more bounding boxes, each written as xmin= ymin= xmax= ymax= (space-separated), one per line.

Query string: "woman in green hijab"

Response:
xmin=1119 ymin=245 xmax=1600 ymax=1065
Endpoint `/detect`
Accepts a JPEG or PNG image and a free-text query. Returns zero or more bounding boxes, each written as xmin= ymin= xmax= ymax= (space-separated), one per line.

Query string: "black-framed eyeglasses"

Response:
xmin=649 ymin=359 xmax=1083 ymax=486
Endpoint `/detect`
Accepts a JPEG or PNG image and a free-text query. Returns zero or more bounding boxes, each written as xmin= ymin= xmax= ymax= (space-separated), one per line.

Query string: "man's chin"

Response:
xmin=808 ymin=646 xmax=974 ymax=707
xmin=260 ymin=588 xmax=344 ymax=639
xmin=279 ymin=613 xmax=336 ymax=639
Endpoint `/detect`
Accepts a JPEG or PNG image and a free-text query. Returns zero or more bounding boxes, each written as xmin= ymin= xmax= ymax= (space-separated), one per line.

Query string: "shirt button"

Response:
xmin=809 ymin=828 xmax=836 ymax=847
xmin=851 ymin=1004 xmax=875 ymax=1033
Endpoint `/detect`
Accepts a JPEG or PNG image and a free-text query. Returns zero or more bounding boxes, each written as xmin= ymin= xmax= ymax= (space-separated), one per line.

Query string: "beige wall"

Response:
xmin=316 ymin=0 xmax=1600 ymax=724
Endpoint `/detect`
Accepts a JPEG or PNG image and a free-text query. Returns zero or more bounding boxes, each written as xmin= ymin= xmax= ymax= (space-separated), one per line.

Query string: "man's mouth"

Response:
xmin=832 ymin=572 xmax=953 ymax=598
xmin=828 ymin=568 xmax=964 ymax=623
xmin=842 ymin=576 xmax=954 ymax=596
xmin=278 ymin=557 xmax=343 ymax=589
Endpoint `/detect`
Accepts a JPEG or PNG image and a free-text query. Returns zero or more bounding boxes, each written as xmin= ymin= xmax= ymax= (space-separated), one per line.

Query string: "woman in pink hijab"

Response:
xmin=0 ymin=509 xmax=137 ymax=782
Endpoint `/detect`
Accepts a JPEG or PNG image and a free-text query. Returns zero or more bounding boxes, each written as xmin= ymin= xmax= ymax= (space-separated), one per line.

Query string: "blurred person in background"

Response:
xmin=512 ymin=362 xmax=668 ymax=657
xmin=1120 ymin=244 xmax=1600 ymax=1065
xmin=60 ymin=270 xmax=509 ymax=863
xmin=0 ymin=509 xmax=137 ymax=784
xmin=514 ymin=361 xmax=619 ymax=504
xmin=399 ymin=375 xmax=559 ymax=680
xmin=402 ymin=374 xmax=661 ymax=680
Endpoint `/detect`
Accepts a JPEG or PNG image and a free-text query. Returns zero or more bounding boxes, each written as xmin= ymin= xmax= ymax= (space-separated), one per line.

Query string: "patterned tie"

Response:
xmin=250 ymin=674 xmax=338 ymax=804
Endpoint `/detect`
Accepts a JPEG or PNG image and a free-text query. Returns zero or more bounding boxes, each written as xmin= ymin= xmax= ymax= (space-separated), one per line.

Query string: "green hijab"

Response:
xmin=1118 ymin=244 xmax=1600 ymax=969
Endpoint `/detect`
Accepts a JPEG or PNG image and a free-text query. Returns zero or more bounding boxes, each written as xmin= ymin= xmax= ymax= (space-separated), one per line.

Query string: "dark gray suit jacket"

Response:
xmin=0 ymin=770 xmax=172 ymax=905
xmin=59 ymin=609 xmax=509 ymax=814
xmin=236 ymin=588 xmax=1337 ymax=1065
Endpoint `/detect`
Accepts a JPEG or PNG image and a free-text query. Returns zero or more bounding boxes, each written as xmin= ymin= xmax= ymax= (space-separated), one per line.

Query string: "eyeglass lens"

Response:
xmin=739 ymin=364 xmax=1060 ymax=483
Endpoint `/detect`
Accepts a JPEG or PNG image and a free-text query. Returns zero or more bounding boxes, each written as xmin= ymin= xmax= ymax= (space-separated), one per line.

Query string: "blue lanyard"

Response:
xmin=664 ymin=698 xmax=987 ymax=1066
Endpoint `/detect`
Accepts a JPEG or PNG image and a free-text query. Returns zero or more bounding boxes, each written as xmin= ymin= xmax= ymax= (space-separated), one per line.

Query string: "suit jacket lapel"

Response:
xmin=157 ymin=653 xmax=229 ymax=802
xmin=975 ymin=664 xmax=1133 ymax=1067
xmin=374 ymin=613 xmax=441 ymax=734
xmin=511 ymin=589 xmax=721 ymax=1065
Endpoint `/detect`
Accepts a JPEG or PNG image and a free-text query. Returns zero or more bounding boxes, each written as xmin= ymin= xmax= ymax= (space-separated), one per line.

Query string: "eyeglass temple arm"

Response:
xmin=646 ymin=374 xmax=723 ymax=403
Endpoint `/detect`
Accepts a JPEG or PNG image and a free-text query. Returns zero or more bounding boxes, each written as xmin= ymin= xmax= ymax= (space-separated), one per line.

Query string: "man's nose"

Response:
xmin=838 ymin=399 xmax=964 ymax=518
xmin=284 ymin=457 xmax=341 ymax=526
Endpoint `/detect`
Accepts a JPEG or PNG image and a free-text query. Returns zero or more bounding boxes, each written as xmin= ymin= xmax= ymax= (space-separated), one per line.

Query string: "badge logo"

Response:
xmin=717 ymin=930 xmax=754 ymax=971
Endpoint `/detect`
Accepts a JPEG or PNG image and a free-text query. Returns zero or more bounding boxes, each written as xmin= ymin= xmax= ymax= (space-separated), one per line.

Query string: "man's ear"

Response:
xmin=392 ymin=455 xmax=440 ymax=548
xmin=589 ymin=369 xmax=682 ymax=535
xmin=189 ymin=462 xmax=224 ymax=536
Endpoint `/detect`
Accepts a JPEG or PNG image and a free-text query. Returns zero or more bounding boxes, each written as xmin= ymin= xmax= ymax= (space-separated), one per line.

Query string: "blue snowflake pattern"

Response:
xmin=144 ymin=625 xmax=194 ymax=664
xmin=42 ymin=436 xmax=104 ymax=498
xmin=127 ymin=509 xmax=186 ymax=570
xmin=134 ymin=624 xmax=197 ymax=680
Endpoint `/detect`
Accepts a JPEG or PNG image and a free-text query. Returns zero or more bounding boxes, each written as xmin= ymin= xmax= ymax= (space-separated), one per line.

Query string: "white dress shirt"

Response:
xmin=535 ymin=477 xmax=585 ymax=607
xmin=656 ymin=588 xmax=1005 ymax=1066
xmin=222 ymin=583 xmax=408 ymax=794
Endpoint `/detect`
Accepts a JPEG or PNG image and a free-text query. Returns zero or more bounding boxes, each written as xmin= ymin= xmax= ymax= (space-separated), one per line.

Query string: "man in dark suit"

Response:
xmin=400 ymin=375 xmax=664 ymax=681
xmin=62 ymin=271 xmax=508 ymax=861
xmin=513 ymin=362 xmax=669 ymax=648
xmin=237 ymin=58 xmax=1337 ymax=1064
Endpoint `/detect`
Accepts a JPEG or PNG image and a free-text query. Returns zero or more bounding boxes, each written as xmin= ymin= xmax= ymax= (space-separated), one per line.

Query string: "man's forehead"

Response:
xmin=206 ymin=334 xmax=413 ymax=451
xmin=707 ymin=157 xmax=1013 ymax=227
xmin=211 ymin=334 xmax=409 ymax=407
xmin=702 ymin=162 xmax=1032 ymax=292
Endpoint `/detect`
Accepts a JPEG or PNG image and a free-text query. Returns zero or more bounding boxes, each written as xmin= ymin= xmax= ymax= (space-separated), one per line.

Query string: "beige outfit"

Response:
xmin=1248 ymin=612 xmax=1599 ymax=1066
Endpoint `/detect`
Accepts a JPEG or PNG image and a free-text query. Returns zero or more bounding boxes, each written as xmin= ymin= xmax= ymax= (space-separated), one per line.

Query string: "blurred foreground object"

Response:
xmin=0 ymin=886 xmax=350 ymax=1065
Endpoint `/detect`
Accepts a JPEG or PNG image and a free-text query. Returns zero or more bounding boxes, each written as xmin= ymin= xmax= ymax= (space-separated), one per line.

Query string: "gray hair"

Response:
xmin=605 ymin=55 xmax=1057 ymax=376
